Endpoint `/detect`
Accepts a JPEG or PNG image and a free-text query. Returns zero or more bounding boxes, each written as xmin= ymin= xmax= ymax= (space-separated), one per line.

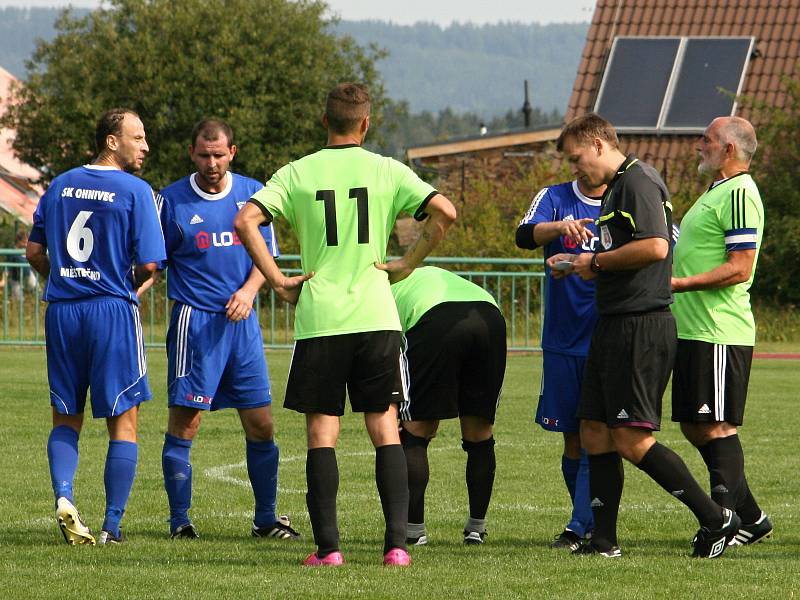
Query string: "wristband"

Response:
xmin=590 ymin=253 xmax=602 ymax=273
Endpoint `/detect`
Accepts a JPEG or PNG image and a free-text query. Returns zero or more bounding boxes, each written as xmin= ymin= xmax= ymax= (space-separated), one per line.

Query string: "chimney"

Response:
xmin=522 ymin=80 xmax=532 ymax=128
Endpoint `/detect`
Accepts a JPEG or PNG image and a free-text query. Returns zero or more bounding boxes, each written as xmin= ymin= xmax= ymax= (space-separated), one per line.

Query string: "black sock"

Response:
xmin=698 ymin=435 xmax=761 ymax=522
xmin=637 ymin=442 xmax=722 ymax=529
xmin=400 ymin=428 xmax=430 ymax=524
xmin=306 ymin=447 xmax=339 ymax=557
xmin=462 ymin=437 xmax=496 ymax=520
xmin=588 ymin=452 xmax=624 ymax=549
xmin=376 ymin=444 xmax=409 ymax=553
xmin=736 ymin=477 xmax=762 ymax=524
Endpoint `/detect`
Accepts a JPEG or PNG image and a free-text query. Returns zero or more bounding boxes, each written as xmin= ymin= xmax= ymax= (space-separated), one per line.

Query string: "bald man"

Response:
xmin=671 ymin=116 xmax=772 ymax=548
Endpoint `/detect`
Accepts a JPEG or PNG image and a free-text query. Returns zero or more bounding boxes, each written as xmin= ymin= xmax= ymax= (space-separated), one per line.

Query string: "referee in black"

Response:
xmin=547 ymin=113 xmax=738 ymax=558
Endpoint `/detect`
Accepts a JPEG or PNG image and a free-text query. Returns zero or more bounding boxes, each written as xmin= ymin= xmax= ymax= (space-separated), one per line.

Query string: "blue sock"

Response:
xmin=102 ymin=440 xmax=138 ymax=537
xmin=561 ymin=454 xmax=579 ymax=502
xmin=162 ymin=433 xmax=193 ymax=532
xmin=48 ymin=425 xmax=79 ymax=504
xmin=568 ymin=450 xmax=595 ymax=537
xmin=246 ymin=439 xmax=278 ymax=528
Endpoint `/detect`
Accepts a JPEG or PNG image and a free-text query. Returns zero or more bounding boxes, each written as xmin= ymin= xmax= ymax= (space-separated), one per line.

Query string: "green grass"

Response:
xmin=0 ymin=347 xmax=798 ymax=599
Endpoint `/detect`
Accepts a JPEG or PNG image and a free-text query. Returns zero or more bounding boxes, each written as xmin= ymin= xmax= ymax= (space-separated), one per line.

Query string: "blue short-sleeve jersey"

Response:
xmin=159 ymin=172 xmax=279 ymax=313
xmin=29 ymin=165 xmax=166 ymax=304
xmin=518 ymin=181 xmax=601 ymax=356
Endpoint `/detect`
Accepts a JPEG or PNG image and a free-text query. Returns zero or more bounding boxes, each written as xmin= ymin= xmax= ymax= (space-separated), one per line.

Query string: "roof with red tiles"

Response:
xmin=567 ymin=0 xmax=800 ymax=163
xmin=0 ymin=65 xmax=41 ymax=225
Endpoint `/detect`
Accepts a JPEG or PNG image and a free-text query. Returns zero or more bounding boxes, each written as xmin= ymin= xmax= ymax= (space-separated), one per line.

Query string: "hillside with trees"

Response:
xmin=1 ymin=7 xmax=586 ymax=120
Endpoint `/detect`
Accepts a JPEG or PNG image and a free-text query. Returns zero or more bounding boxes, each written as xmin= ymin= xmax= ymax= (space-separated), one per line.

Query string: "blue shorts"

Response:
xmin=535 ymin=351 xmax=586 ymax=433
xmin=167 ymin=303 xmax=271 ymax=411
xmin=45 ymin=297 xmax=151 ymax=418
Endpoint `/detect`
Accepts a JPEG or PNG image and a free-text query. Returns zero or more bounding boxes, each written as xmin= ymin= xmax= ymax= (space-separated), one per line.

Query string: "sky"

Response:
xmin=0 ymin=0 xmax=597 ymax=25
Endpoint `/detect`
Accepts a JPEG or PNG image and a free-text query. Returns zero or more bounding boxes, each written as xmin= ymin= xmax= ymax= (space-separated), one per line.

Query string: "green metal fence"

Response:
xmin=0 ymin=249 xmax=545 ymax=350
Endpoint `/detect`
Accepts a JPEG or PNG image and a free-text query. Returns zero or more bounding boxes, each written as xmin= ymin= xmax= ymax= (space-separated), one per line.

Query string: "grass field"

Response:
xmin=1 ymin=346 xmax=797 ymax=599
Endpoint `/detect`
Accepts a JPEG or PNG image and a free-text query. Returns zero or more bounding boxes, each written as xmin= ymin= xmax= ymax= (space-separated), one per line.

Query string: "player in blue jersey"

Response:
xmin=158 ymin=119 xmax=299 ymax=541
xmin=26 ymin=108 xmax=165 ymax=546
xmin=515 ymin=179 xmax=605 ymax=551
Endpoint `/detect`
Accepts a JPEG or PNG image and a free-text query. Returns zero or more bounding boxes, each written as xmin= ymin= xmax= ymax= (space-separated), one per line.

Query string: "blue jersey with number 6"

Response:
xmin=29 ymin=165 xmax=166 ymax=304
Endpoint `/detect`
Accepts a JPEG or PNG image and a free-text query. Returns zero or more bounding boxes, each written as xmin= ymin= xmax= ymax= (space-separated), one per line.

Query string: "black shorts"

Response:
xmin=398 ymin=301 xmax=506 ymax=423
xmin=284 ymin=330 xmax=404 ymax=416
xmin=577 ymin=309 xmax=676 ymax=430
xmin=671 ymin=340 xmax=753 ymax=425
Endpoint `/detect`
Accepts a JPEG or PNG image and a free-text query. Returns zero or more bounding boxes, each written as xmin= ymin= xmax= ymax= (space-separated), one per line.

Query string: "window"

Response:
xmin=594 ymin=37 xmax=755 ymax=133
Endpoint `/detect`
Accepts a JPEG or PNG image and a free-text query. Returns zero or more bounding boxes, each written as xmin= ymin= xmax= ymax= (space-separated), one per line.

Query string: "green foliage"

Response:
xmin=434 ymin=153 xmax=569 ymax=262
xmin=0 ymin=0 xmax=384 ymax=188
xmin=745 ymin=73 xmax=800 ymax=304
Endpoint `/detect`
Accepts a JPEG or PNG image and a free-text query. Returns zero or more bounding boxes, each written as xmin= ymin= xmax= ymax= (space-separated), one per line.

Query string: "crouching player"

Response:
xmin=393 ymin=266 xmax=506 ymax=546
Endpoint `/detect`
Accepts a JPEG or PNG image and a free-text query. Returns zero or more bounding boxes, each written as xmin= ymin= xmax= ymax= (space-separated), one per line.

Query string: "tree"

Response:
xmin=0 ymin=0 xmax=384 ymax=189
xmin=745 ymin=73 xmax=800 ymax=304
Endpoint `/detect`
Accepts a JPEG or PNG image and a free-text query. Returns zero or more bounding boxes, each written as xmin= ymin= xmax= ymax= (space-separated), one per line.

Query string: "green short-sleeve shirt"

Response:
xmin=671 ymin=173 xmax=763 ymax=346
xmin=391 ymin=266 xmax=498 ymax=332
xmin=250 ymin=145 xmax=436 ymax=339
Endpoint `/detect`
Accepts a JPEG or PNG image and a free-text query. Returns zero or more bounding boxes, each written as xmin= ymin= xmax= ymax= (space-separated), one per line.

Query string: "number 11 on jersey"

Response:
xmin=316 ymin=188 xmax=369 ymax=246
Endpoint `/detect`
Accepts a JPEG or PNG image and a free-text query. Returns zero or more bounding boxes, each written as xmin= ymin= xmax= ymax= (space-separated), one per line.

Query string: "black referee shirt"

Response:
xmin=594 ymin=155 xmax=673 ymax=315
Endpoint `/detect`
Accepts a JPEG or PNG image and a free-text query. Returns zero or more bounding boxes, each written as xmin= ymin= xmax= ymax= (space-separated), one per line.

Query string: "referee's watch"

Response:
xmin=590 ymin=253 xmax=603 ymax=273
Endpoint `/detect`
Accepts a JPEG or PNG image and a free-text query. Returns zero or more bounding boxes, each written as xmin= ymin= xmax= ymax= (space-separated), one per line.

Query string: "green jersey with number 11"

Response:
xmin=250 ymin=145 xmax=436 ymax=339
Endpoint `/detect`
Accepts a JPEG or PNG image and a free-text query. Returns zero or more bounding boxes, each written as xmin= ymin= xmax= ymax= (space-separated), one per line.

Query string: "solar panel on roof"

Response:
xmin=595 ymin=37 xmax=680 ymax=128
xmin=593 ymin=36 xmax=754 ymax=133
xmin=663 ymin=38 xmax=754 ymax=129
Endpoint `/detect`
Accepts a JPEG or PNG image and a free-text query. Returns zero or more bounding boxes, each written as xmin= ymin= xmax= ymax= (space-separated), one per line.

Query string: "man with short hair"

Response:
xmin=392 ymin=266 xmax=506 ymax=547
xmin=671 ymin=116 xmax=771 ymax=546
xmin=515 ymin=178 xmax=604 ymax=550
xmin=27 ymin=108 xmax=165 ymax=546
xmin=158 ymin=118 xmax=298 ymax=541
xmin=235 ymin=83 xmax=456 ymax=567
xmin=548 ymin=113 xmax=739 ymax=558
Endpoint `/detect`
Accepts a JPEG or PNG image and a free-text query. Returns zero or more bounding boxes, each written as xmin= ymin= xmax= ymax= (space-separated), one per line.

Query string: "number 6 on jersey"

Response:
xmin=66 ymin=210 xmax=95 ymax=262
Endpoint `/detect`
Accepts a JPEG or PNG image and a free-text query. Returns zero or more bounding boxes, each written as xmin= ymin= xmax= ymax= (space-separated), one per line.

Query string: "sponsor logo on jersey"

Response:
xmin=186 ymin=393 xmax=212 ymax=405
xmin=190 ymin=214 xmax=204 ymax=224
xmin=236 ymin=201 xmax=246 ymax=209
xmin=600 ymin=225 xmax=612 ymax=249
xmin=616 ymin=409 xmax=629 ymax=419
xmin=560 ymin=214 xmax=600 ymax=252
xmin=195 ymin=230 xmax=242 ymax=250
xmin=698 ymin=404 xmax=711 ymax=414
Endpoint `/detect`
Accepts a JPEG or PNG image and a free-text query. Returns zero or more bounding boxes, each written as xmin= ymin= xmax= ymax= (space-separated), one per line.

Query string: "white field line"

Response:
xmin=203 ymin=441 xmax=548 ymax=490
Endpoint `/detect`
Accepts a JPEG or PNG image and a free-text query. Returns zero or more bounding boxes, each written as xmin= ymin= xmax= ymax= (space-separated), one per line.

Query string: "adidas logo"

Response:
xmin=712 ymin=484 xmax=729 ymax=494
xmin=590 ymin=497 xmax=604 ymax=508
xmin=698 ymin=404 xmax=711 ymax=414
xmin=236 ymin=201 xmax=246 ymax=209
xmin=616 ymin=409 xmax=629 ymax=419
xmin=671 ymin=489 xmax=685 ymax=497
xmin=190 ymin=214 xmax=204 ymax=224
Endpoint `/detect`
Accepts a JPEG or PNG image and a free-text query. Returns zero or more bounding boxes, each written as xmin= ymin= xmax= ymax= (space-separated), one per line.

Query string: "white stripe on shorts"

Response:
xmin=713 ymin=344 xmax=727 ymax=421
xmin=176 ymin=304 xmax=192 ymax=378
xmin=130 ymin=304 xmax=146 ymax=377
xmin=398 ymin=336 xmax=411 ymax=421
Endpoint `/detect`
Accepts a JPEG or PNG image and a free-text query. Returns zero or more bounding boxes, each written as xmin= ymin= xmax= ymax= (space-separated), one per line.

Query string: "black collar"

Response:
xmin=324 ymin=143 xmax=360 ymax=149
